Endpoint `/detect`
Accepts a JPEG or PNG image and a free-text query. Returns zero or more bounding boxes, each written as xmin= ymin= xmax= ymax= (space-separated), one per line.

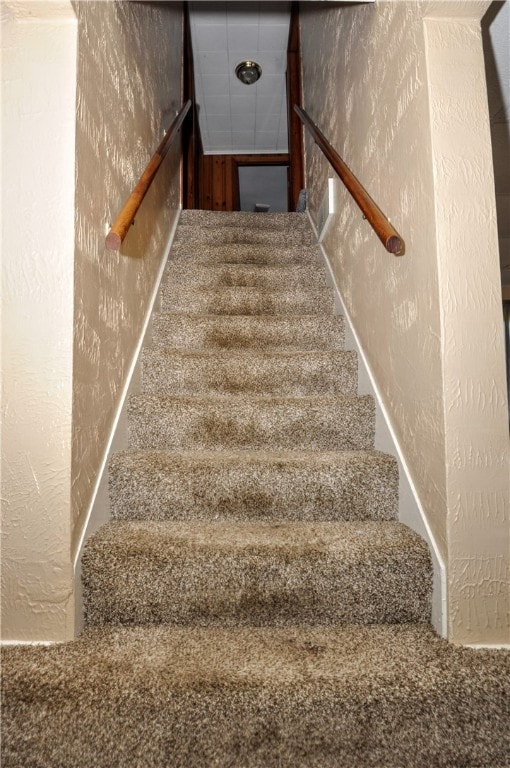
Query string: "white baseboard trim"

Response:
xmin=1 ymin=640 xmax=59 ymax=647
xmin=72 ymin=210 xmax=181 ymax=572
xmin=465 ymin=644 xmax=510 ymax=650
xmin=307 ymin=211 xmax=447 ymax=637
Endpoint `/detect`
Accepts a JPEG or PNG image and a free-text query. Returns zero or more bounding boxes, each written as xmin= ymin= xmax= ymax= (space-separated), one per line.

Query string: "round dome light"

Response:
xmin=235 ymin=60 xmax=262 ymax=85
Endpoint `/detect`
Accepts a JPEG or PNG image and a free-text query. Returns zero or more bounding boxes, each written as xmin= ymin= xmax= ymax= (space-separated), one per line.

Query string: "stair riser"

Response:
xmin=169 ymin=244 xmax=321 ymax=265
xmin=109 ymin=452 xmax=398 ymax=523
xmin=164 ymin=265 xmax=327 ymax=291
xmin=179 ymin=210 xmax=313 ymax=230
xmin=174 ymin=226 xmax=314 ymax=247
xmin=151 ymin=315 xmax=345 ymax=351
xmin=160 ymin=289 xmax=334 ymax=316
xmin=82 ymin=523 xmax=432 ymax=628
xmin=141 ymin=350 xmax=357 ymax=397
xmin=128 ymin=396 xmax=375 ymax=452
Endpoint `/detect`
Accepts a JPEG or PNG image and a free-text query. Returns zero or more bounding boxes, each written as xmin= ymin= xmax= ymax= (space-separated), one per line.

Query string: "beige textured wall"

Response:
xmin=1 ymin=1 xmax=77 ymax=642
xmin=72 ymin=1 xmax=183 ymax=560
xmin=300 ymin=0 xmax=509 ymax=644
xmin=2 ymin=0 xmax=183 ymax=642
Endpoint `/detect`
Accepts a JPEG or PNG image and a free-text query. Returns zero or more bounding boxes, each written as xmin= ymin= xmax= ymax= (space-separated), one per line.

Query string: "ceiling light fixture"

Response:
xmin=235 ymin=60 xmax=262 ymax=85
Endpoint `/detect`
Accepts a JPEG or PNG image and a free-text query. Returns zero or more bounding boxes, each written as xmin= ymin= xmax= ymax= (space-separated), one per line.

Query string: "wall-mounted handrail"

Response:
xmin=106 ymin=100 xmax=192 ymax=251
xmin=294 ymin=105 xmax=405 ymax=256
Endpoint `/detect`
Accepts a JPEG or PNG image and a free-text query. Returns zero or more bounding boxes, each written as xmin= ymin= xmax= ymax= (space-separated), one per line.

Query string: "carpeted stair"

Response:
xmin=2 ymin=211 xmax=509 ymax=768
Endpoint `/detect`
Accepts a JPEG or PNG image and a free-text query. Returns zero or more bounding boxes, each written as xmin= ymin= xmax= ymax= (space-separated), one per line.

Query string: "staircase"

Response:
xmin=2 ymin=211 xmax=509 ymax=768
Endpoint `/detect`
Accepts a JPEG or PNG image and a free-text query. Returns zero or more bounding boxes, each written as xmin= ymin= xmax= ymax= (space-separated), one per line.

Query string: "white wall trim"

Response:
xmin=465 ymin=643 xmax=510 ymax=650
xmin=72 ymin=211 xmax=182 ymax=570
xmin=0 ymin=640 xmax=59 ymax=647
xmin=307 ymin=210 xmax=448 ymax=637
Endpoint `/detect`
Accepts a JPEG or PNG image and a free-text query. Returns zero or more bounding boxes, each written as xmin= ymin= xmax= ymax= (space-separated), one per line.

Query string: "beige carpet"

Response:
xmin=2 ymin=210 xmax=509 ymax=767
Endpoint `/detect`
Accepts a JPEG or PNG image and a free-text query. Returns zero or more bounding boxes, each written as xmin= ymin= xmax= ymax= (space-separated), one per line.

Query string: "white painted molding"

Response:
xmin=465 ymin=643 xmax=510 ymax=650
xmin=0 ymin=640 xmax=59 ymax=647
xmin=2 ymin=1 xmax=77 ymax=22
xmin=72 ymin=211 xmax=182 ymax=571
xmin=307 ymin=210 xmax=447 ymax=638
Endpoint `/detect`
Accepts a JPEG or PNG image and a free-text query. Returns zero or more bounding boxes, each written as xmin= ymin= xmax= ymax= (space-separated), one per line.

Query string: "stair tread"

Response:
xmin=4 ymin=622 xmax=504 ymax=686
xmin=128 ymin=394 xmax=375 ymax=452
xmin=179 ymin=210 xmax=313 ymax=229
xmin=153 ymin=311 xmax=341 ymax=320
xmin=170 ymin=242 xmax=321 ymax=264
xmin=161 ymin=287 xmax=334 ymax=316
xmin=176 ymin=220 xmax=313 ymax=233
xmin=143 ymin=348 xmax=353 ymax=361
xmin=3 ymin=624 xmax=507 ymax=767
xmin=110 ymin=446 xmax=395 ymax=464
xmin=164 ymin=274 xmax=327 ymax=290
xmin=86 ymin=518 xmax=424 ymax=552
xmin=151 ymin=313 xmax=345 ymax=351
xmin=129 ymin=392 xmax=373 ymax=407
xmin=166 ymin=286 xmax=331 ymax=297
xmin=164 ymin=263 xmax=328 ymax=289
xmin=165 ymin=263 xmax=323 ymax=274
xmin=141 ymin=348 xmax=357 ymax=397
xmin=174 ymin=225 xmax=314 ymax=244
xmin=82 ymin=520 xmax=431 ymax=627
xmin=109 ymin=448 xmax=398 ymax=523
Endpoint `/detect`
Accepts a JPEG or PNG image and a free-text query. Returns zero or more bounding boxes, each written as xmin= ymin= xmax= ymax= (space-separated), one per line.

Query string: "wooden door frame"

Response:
xmin=182 ymin=5 xmax=200 ymax=209
xmin=287 ymin=2 xmax=305 ymax=210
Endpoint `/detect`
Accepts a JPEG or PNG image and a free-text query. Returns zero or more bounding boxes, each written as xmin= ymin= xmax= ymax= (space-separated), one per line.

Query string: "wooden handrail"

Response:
xmin=294 ymin=105 xmax=405 ymax=256
xmin=106 ymin=100 xmax=192 ymax=251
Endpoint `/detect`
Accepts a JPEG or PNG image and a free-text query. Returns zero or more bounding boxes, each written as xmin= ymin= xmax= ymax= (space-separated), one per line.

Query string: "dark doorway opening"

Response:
xmin=238 ymin=165 xmax=289 ymax=212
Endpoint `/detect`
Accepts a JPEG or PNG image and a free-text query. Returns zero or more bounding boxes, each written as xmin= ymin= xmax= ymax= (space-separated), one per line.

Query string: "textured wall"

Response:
xmin=424 ymin=13 xmax=509 ymax=643
xmin=72 ymin=1 xmax=183 ymax=560
xmin=1 ymin=1 xmax=77 ymax=641
xmin=300 ymin=1 xmax=509 ymax=644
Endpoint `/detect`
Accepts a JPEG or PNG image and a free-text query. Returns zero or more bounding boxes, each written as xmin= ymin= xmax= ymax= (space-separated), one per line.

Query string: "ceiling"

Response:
xmin=189 ymin=2 xmax=291 ymax=155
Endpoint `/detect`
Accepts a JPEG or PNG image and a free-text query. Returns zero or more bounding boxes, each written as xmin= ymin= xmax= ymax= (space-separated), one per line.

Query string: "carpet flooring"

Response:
xmin=2 ymin=211 xmax=509 ymax=767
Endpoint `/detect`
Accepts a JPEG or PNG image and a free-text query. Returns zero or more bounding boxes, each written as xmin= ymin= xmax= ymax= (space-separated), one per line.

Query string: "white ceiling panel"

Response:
xmin=232 ymin=131 xmax=256 ymax=149
xmin=227 ymin=25 xmax=259 ymax=49
xmin=256 ymin=93 xmax=283 ymax=113
xmin=195 ymin=24 xmax=228 ymax=50
xmin=256 ymin=130 xmax=279 ymax=147
xmin=201 ymin=74 xmax=230 ymax=94
xmin=258 ymin=8 xmax=292 ymax=25
xmin=256 ymin=73 xmax=285 ymax=95
xmin=196 ymin=50 xmax=229 ymax=73
xmin=190 ymin=1 xmax=291 ymax=155
xmin=203 ymin=95 xmax=231 ymax=114
xmin=208 ymin=132 xmax=235 ymax=150
xmin=258 ymin=25 xmax=289 ymax=50
xmin=256 ymin=112 xmax=281 ymax=132
xmin=207 ymin=114 xmax=233 ymax=131
xmin=232 ymin=112 xmax=257 ymax=131
xmin=230 ymin=95 xmax=256 ymax=114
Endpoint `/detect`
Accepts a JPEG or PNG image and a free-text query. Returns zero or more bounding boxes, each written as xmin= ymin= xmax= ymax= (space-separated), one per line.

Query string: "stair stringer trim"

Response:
xmin=72 ymin=210 xmax=182 ymax=635
xmin=308 ymin=215 xmax=447 ymax=637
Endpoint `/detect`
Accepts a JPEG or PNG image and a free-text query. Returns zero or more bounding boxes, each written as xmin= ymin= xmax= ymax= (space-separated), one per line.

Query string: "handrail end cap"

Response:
xmin=105 ymin=231 xmax=122 ymax=251
xmin=387 ymin=235 xmax=405 ymax=256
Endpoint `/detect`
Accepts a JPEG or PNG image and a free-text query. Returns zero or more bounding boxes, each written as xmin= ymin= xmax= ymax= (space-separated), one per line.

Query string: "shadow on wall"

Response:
xmin=482 ymin=0 xmax=510 ymax=287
